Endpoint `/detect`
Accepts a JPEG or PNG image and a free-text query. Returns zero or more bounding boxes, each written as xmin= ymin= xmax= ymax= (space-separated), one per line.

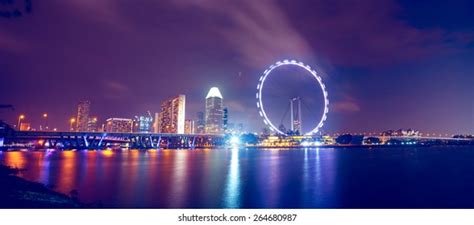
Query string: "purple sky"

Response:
xmin=1 ymin=0 xmax=473 ymax=134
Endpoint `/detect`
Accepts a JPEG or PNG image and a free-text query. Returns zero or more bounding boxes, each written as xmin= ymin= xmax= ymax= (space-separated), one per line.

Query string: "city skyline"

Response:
xmin=2 ymin=0 xmax=474 ymax=214
xmin=0 ymin=0 xmax=473 ymax=134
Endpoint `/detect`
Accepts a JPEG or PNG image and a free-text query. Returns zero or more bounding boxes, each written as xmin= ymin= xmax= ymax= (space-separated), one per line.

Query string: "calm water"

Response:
xmin=1 ymin=146 xmax=474 ymax=208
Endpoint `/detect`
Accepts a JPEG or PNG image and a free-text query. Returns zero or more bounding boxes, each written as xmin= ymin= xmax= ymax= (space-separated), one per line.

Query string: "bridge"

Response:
xmin=0 ymin=128 xmax=225 ymax=150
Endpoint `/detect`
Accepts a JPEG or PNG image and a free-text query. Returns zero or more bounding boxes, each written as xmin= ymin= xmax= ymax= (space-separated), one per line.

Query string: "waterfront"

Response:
xmin=1 ymin=146 xmax=474 ymax=208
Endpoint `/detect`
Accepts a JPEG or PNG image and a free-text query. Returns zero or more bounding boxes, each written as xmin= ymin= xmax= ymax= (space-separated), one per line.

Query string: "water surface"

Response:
xmin=1 ymin=146 xmax=474 ymax=208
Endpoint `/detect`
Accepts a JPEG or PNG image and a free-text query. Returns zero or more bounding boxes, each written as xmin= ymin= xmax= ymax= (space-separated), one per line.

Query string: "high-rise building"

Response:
xmin=76 ymin=100 xmax=90 ymax=132
xmin=105 ymin=118 xmax=133 ymax=133
xmin=87 ymin=117 xmax=98 ymax=132
xmin=196 ymin=111 xmax=205 ymax=134
xmin=223 ymin=107 xmax=228 ymax=133
xmin=158 ymin=95 xmax=186 ymax=134
xmin=226 ymin=122 xmax=244 ymax=134
xmin=205 ymin=87 xmax=224 ymax=134
xmin=135 ymin=113 xmax=153 ymax=133
xmin=184 ymin=119 xmax=195 ymax=134
xmin=153 ymin=112 xmax=162 ymax=133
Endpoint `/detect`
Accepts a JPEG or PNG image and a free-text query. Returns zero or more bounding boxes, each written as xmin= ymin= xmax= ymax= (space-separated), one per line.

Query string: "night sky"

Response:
xmin=0 ymin=0 xmax=473 ymax=134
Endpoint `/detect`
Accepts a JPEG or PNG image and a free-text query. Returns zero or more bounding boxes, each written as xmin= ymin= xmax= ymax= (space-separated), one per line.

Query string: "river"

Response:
xmin=1 ymin=146 xmax=474 ymax=208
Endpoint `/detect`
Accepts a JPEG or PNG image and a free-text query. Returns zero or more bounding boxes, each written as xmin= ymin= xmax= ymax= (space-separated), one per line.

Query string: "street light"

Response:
xmin=42 ymin=113 xmax=48 ymax=131
xmin=70 ymin=118 xmax=76 ymax=131
xmin=17 ymin=114 xmax=25 ymax=129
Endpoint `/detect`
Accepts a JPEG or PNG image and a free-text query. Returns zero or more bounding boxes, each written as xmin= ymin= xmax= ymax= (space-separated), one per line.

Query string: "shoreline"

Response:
xmin=0 ymin=164 xmax=85 ymax=208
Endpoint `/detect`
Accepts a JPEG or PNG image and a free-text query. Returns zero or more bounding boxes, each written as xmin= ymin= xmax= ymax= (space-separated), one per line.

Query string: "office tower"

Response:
xmin=87 ymin=117 xmax=98 ymax=132
xmin=105 ymin=118 xmax=133 ymax=133
xmin=76 ymin=100 xmax=90 ymax=132
xmin=153 ymin=112 xmax=162 ymax=133
xmin=205 ymin=87 xmax=224 ymax=134
xmin=223 ymin=107 xmax=228 ymax=133
xmin=158 ymin=95 xmax=186 ymax=134
xmin=196 ymin=111 xmax=205 ymax=134
xmin=184 ymin=119 xmax=195 ymax=134
xmin=135 ymin=113 xmax=153 ymax=133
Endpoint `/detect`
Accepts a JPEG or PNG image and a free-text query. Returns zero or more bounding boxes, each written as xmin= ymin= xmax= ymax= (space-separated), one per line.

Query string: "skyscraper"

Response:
xmin=184 ymin=119 xmax=195 ymax=134
xmin=87 ymin=117 xmax=98 ymax=132
xmin=135 ymin=113 xmax=153 ymax=133
xmin=205 ymin=87 xmax=224 ymax=134
xmin=76 ymin=100 xmax=90 ymax=132
xmin=196 ymin=111 xmax=205 ymax=134
xmin=158 ymin=95 xmax=186 ymax=134
xmin=223 ymin=107 xmax=228 ymax=133
xmin=153 ymin=112 xmax=162 ymax=133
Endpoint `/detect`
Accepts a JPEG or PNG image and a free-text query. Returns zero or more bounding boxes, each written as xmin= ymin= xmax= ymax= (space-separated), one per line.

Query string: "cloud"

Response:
xmin=225 ymin=100 xmax=247 ymax=113
xmin=104 ymin=81 xmax=129 ymax=92
xmin=56 ymin=0 xmax=473 ymax=69
xmin=331 ymin=93 xmax=360 ymax=113
xmin=332 ymin=101 xmax=360 ymax=113
xmin=57 ymin=0 xmax=128 ymax=30
xmin=296 ymin=0 xmax=474 ymax=67
xmin=173 ymin=0 xmax=313 ymax=68
xmin=103 ymin=81 xmax=130 ymax=100
xmin=170 ymin=0 xmax=473 ymax=70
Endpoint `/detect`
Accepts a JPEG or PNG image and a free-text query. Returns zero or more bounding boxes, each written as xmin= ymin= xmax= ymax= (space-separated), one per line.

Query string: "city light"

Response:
xmin=17 ymin=114 xmax=25 ymax=128
xmin=230 ymin=136 xmax=240 ymax=145
xmin=70 ymin=117 xmax=76 ymax=131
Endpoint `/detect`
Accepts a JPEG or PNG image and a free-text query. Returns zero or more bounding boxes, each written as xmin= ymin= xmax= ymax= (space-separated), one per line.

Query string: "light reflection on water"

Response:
xmin=223 ymin=147 xmax=240 ymax=208
xmin=2 ymin=146 xmax=474 ymax=208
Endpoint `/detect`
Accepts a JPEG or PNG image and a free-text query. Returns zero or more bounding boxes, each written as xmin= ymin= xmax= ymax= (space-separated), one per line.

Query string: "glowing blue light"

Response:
xmin=230 ymin=136 xmax=240 ymax=145
xmin=301 ymin=141 xmax=310 ymax=146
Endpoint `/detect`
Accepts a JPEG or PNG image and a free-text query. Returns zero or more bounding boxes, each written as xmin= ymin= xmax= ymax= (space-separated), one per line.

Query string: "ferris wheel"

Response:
xmin=256 ymin=60 xmax=329 ymax=135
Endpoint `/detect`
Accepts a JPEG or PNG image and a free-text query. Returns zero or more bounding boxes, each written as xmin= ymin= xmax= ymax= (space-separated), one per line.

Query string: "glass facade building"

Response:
xmin=205 ymin=87 xmax=224 ymax=134
xmin=76 ymin=100 xmax=90 ymax=132
xmin=196 ymin=111 xmax=205 ymax=134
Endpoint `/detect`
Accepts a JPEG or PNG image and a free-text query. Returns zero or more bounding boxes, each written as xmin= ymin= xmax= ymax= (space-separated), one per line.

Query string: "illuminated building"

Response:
xmin=135 ymin=113 xmax=153 ymax=133
xmin=205 ymin=87 xmax=224 ymax=134
xmin=87 ymin=117 xmax=98 ymax=132
xmin=185 ymin=119 xmax=195 ymax=134
xmin=158 ymin=95 xmax=186 ymax=134
xmin=19 ymin=122 xmax=31 ymax=131
xmin=196 ymin=111 xmax=205 ymax=134
xmin=76 ymin=100 xmax=90 ymax=132
xmin=105 ymin=118 xmax=133 ymax=133
xmin=223 ymin=107 xmax=228 ymax=133
xmin=227 ymin=123 xmax=244 ymax=134
xmin=153 ymin=112 xmax=162 ymax=133
xmin=381 ymin=129 xmax=420 ymax=137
